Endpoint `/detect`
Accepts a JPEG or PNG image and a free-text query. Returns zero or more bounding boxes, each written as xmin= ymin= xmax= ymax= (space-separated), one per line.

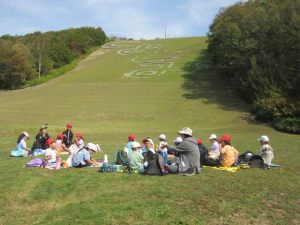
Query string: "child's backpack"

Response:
xmin=144 ymin=151 xmax=166 ymax=176
xmin=248 ymin=155 xmax=265 ymax=168
xmin=238 ymin=151 xmax=255 ymax=164
xmin=25 ymin=158 xmax=47 ymax=167
xmin=238 ymin=151 xmax=265 ymax=168
xmin=115 ymin=150 xmax=128 ymax=166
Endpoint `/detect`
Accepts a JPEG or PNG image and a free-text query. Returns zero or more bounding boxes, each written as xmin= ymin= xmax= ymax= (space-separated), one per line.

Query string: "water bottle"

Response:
xmin=104 ymin=154 xmax=108 ymax=163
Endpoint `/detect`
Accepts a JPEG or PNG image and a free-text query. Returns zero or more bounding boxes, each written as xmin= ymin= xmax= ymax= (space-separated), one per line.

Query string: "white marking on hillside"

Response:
xmin=104 ymin=41 xmax=184 ymax=78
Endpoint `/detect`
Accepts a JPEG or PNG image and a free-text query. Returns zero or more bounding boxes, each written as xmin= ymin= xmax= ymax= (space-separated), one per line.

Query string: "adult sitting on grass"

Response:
xmin=71 ymin=142 xmax=100 ymax=168
xmin=31 ymin=125 xmax=50 ymax=156
xmin=165 ymin=127 xmax=200 ymax=176
xmin=10 ymin=131 xmax=31 ymax=157
xmin=219 ymin=135 xmax=239 ymax=167
xmin=127 ymin=141 xmax=145 ymax=173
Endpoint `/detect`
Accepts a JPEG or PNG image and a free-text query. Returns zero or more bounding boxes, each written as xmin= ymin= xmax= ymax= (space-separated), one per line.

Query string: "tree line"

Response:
xmin=207 ymin=0 xmax=300 ymax=133
xmin=0 ymin=27 xmax=106 ymax=89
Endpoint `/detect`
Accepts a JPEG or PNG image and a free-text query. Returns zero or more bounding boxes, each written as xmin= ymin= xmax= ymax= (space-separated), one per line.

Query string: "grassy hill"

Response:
xmin=0 ymin=37 xmax=299 ymax=225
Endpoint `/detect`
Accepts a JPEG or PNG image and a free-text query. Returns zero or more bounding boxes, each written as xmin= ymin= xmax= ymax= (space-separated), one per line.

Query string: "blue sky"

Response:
xmin=0 ymin=0 xmax=239 ymax=39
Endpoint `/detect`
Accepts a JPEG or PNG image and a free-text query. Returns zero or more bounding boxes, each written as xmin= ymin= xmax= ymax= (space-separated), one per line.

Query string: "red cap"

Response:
xmin=197 ymin=139 xmax=203 ymax=144
xmin=57 ymin=134 xmax=64 ymax=139
xmin=46 ymin=138 xmax=55 ymax=146
xmin=128 ymin=134 xmax=136 ymax=141
xmin=67 ymin=123 xmax=73 ymax=128
xmin=75 ymin=132 xmax=83 ymax=138
xmin=220 ymin=135 xmax=231 ymax=142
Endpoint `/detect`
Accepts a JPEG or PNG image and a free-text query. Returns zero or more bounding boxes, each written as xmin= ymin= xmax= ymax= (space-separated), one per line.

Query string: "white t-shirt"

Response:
xmin=44 ymin=148 xmax=57 ymax=163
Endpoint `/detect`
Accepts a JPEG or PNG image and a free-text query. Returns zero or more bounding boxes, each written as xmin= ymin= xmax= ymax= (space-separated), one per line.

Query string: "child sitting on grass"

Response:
xmin=124 ymin=134 xmax=136 ymax=153
xmin=44 ymin=138 xmax=61 ymax=169
xmin=258 ymin=135 xmax=274 ymax=169
xmin=141 ymin=138 xmax=155 ymax=156
xmin=56 ymin=134 xmax=69 ymax=154
xmin=11 ymin=131 xmax=31 ymax=157
xmin=69 ymin=133 xmax=84 ymax=154
xmin=62 ymin=123 xmax=73 ymax=148
xmin=127 ymin=142 xmax=145 ymax=173
xmin=208 ymin=134 xmax=220 ymax=160
xmin=157 ymin=134 xmax=168 ymax=168
xmin=219 ymin=135 xmax=239 ymax=167
xmin=72 ymin=144 xmax=100 ymax=168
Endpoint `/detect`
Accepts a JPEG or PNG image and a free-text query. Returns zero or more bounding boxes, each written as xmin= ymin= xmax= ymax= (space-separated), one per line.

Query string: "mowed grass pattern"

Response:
xmin=0 ymin=37 xmax=299 ymax=225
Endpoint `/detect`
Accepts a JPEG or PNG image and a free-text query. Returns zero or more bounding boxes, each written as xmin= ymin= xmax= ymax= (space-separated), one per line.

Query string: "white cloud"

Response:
xmin=0 ymin=0 xmax=240 ymax=39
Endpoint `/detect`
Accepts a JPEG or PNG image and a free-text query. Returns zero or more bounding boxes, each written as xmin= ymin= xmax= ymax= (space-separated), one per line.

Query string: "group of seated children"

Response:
xmin=11 ymin=125 xmax=275 ymax=173
xmin=124 ymin=127 xmax=275 ymax=175
xmin=11 ymin=124 xmax=101 ymax=169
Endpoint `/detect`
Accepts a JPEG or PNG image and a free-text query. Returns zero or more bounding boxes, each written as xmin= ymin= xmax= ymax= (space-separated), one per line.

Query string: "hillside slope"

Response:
xmin=0 ymin=37 xmax=299 ymax=225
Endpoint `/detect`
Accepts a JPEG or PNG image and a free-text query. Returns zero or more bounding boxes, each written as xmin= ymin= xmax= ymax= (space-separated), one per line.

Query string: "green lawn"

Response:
xmin=0 ymin=37 xmax=299 ymax=225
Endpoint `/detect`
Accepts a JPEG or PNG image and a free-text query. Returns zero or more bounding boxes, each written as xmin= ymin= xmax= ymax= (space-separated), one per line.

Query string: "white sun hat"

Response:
xmin=209 ymin=134 xmax=217 ymax=140
xmin=87 ymin=143 xmax=101 ymax=152
xmin=173 ymin=137 xmax=183 ymax=143
xmin=142 ymin=138 xmax=154 ymax=146
xmin=22 ymin=131 xmax=29 ymax=138
xmin=178 ymin=127 xmax=192 ymax=136
xmin=258 ymin=135 xmax=269 ymax=142
xmin=132 ymin=141 xmax=142 ymax=149
xmin=158 ymin=134 xmax=166 ymax=140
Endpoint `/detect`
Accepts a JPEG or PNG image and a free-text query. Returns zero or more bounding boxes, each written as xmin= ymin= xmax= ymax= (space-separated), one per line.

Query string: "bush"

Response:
xmin=274 ymin=117 xmax=300 ymax=134
xmin=254 ymin=98 xmax=300 ymax=121
xmin=253 ymin=97 xmax=300 ymax=134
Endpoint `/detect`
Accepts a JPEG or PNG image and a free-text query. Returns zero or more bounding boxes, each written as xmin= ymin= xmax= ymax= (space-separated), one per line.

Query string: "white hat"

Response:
xmin=132 ymin=141 xmax=142 ymax=149
xmin=173 ymin=137 xmax=183 ymax=143
xmin=258 ymin=135 xmax=269 ymax=142
xmin=87 ymin=143 xmax=101 ymax=152
xmin=22 ymin=131 xmax=29 ymax=138
xmin=178 ymin=127 xmax=192 ymax=136
xmin=158 ymin=134 xmax=166 ymax=140
xmin=209 ymin=134 xmax=217 ymax=140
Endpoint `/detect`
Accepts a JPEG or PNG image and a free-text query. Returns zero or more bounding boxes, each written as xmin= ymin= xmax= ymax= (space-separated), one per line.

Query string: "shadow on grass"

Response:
xmin=181 ymin=49 xmax=250 ymax=113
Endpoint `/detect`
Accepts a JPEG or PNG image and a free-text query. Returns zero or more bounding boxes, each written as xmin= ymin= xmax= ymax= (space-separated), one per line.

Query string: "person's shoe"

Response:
xmin=181 ymin=172 xmax=195 ymax=176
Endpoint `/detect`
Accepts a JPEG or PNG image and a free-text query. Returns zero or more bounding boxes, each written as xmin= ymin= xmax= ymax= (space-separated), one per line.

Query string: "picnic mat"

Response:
xmin=203 ymin=166 xmax=239 ymax=172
